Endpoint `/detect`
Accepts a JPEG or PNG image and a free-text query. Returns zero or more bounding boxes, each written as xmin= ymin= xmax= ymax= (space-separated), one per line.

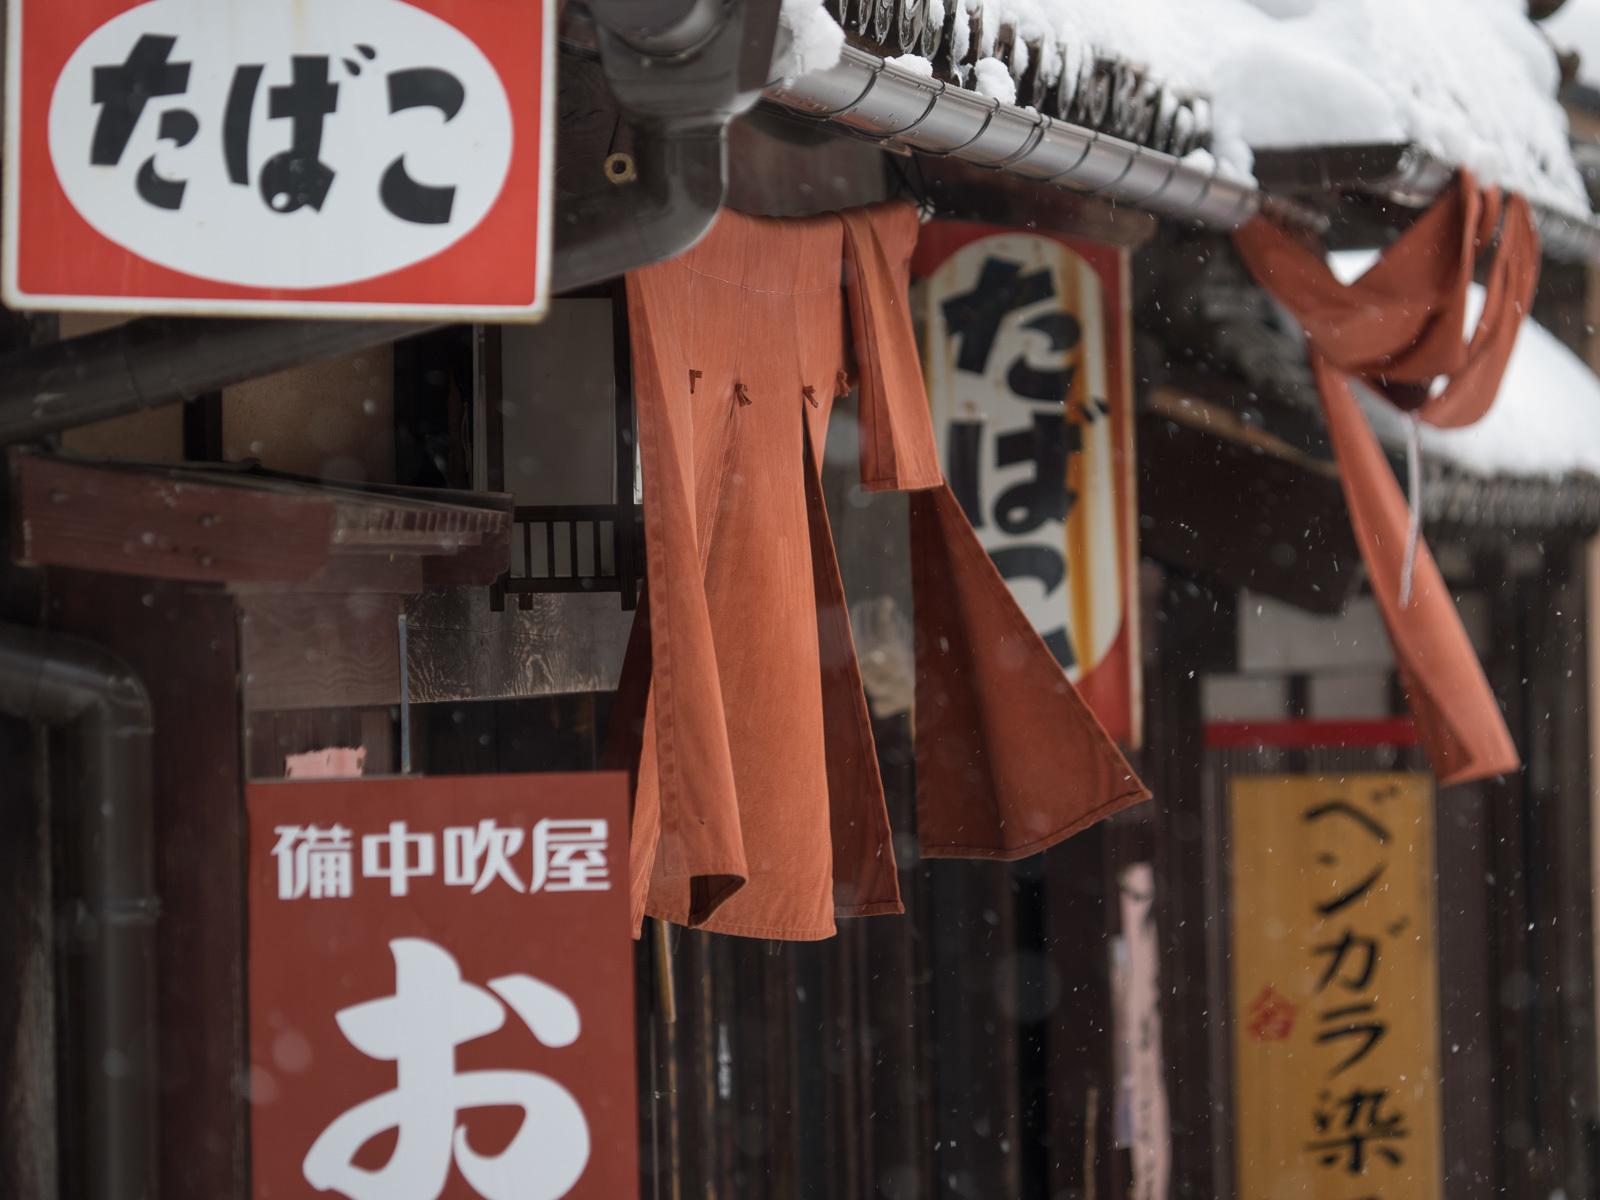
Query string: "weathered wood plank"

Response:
xmin=230 ymin=553 xmax=424 ymax=596
xmin=239 ymin=593 xmax=402 ymax=712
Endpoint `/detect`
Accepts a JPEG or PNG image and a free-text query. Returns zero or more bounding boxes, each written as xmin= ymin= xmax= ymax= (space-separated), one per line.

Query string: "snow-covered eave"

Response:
xmin=1253 ymin=142 xmax=1600 ymax=266
xmin=763 ymin=44 xmax=1266 ymax=229
xmin=1351 ymin=304 xmax=1600 ymax=500
xmin=763 ymin=48 xmax=1600 ymax=263
xmin=1422 ymin=461 xmax=1600 ymax=533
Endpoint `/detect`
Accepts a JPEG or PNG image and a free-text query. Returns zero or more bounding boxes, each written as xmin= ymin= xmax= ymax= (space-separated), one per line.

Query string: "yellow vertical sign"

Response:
xmin=1230 ymin=774 xmax=1442 ymax=1200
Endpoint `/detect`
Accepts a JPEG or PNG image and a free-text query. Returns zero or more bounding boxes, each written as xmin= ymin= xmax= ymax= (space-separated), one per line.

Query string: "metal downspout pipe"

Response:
xmin=553 ymin=0 xmax=781 ymax=292
xmin=0 ymin=625 xmax=156 ymax=1200
xmin=586 ymin=0 xmax=724 ymax=54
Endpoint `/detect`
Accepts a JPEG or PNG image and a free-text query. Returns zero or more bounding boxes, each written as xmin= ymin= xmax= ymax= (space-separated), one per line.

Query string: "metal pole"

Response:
xmin=398 ymin=613 xmax=412 ymax=775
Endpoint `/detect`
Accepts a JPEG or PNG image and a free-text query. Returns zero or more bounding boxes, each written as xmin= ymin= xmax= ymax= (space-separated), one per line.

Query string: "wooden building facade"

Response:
xmin=4 ymin=13 xmax=1600 ymax=1200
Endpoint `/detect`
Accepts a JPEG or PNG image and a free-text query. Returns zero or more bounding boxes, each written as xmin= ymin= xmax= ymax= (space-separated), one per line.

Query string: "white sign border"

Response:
xmin=2 ymin=0 xmax=556 ymax=323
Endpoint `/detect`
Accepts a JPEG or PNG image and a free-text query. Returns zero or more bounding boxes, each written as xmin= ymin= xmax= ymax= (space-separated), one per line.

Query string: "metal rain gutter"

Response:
xmin=763 ymin=44 xmax=1261 ymax=229
xmin=0 ymin=625 xmax=156 ymax=1200
xmin=1535 ymin=204 xmax=1600 ymax=266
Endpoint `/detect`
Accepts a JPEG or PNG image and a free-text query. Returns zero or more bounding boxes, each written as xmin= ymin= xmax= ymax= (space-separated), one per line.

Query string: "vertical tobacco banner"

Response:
xmin=915 ymin=221 xmax=1140 ymax=746
xmin=1230 ymin=774 xmax=1443 ymax=1200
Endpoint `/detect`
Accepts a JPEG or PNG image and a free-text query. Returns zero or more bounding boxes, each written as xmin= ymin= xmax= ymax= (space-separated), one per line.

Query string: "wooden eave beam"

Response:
xmin=1138 ymin=385 xmax=1362 ymax=614
xmin=10 ymin=451 xmax=511 ymax=590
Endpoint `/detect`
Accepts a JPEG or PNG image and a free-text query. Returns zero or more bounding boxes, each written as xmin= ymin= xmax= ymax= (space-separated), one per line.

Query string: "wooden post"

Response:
xmin=1045 ymin=820 xmax=1116 ymax=1200
xmin=0 ymin=714 xmax=54 ymax=1200
xmin=927 ymin=857 xmax=1022 ymax=1199
xmin=1590 ymin=535 xmax=1600 ymax=1167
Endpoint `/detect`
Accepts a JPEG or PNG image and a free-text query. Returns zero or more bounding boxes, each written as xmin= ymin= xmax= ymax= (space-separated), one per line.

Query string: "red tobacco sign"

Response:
xmin=4 ymin=0 xmax=553 ymax=319
xmin=246 ymin=773 xmax=636 ymax=1200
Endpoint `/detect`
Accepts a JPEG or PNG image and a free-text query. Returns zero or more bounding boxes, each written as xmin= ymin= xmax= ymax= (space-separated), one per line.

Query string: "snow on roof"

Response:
xmin=781 ymin=0 xmax=1589 ymax=214
xmin=1322 ymin=248 xmax=1600 ymax=481
xmin=1032 ymin=0 xmax=1585 ymax=213
xmin=1356 ymin=297 xmax=1600 ymax=482
xmin=1542 ymin=0 xmax=1600 ymax=88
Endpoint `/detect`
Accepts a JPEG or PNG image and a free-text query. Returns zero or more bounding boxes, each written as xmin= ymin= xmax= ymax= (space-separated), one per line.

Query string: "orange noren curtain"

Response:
xmin=1234 ymin=170 xmax=1534 ymax=785
xmin=610 ymin=202 xmax=1148 ymax=940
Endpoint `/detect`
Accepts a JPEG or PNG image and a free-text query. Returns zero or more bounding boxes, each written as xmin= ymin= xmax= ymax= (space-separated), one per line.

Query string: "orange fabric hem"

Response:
xmin=919 ymin=782 xmax=1150 ymax=861
xmin=859 ymin=476 xmax=939 ymax=494
xmin=651 ymin=859 xmax=749 ymax=881
xmin=835 ymin=901 xmax=906 ymax=918
xmin=1435 ymin=762 xmax=1515 ymax=788
xmin=643 ymin=904 xmax=839 ymax=942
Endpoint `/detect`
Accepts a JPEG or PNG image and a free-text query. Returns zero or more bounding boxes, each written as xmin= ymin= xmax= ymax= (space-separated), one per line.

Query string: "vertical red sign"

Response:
xmin=247 ymin=773 xmax=636 ymax=1200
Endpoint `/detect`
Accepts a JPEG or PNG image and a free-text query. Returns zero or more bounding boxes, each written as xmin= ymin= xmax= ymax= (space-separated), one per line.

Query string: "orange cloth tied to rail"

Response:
xmin=613 ymin=201 xmax=1148 ymax=940
xmin=1234 ymin=170 xmax=1535 ymax=785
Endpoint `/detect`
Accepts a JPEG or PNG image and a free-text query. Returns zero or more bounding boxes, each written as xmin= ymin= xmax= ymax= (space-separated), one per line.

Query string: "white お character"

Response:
xmin=302 ymin=938 xmax=588 ymax=1200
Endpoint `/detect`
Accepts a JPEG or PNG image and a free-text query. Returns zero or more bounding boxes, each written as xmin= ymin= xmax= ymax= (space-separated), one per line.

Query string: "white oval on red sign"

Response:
xmin=47 ymin=0 xmax=514 ymax=289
